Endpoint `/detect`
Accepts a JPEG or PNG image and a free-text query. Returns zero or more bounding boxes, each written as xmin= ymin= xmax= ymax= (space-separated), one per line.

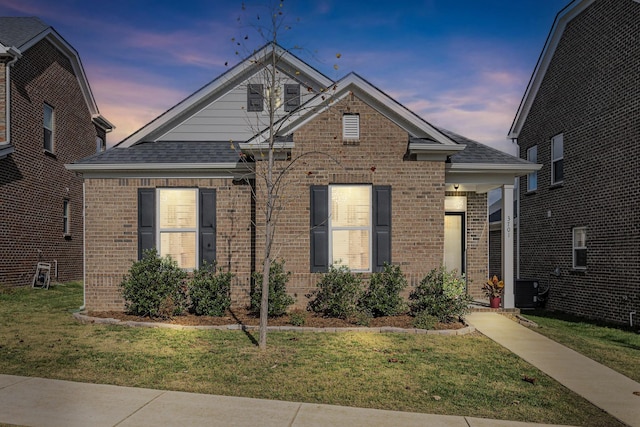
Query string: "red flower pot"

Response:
xmin=489 ymin=296 xmax=501 ymax=309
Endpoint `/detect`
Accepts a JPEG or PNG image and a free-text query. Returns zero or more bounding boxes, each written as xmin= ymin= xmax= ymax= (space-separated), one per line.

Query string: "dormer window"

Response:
xmin=247 ymin=84 xmax=263 ymax=112
xmin=343 ymin=113 xmax=360 ymax=141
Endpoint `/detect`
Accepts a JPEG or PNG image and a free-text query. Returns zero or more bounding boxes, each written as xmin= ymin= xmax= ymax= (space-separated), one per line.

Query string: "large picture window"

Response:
xmin=330 ymin=185 xmax=371 ymax=271
xmin=138 ymin=188 xmax=216 ymax=269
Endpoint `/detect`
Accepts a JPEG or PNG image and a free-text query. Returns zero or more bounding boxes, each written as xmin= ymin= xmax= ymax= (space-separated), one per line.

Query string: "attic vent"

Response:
xmin=342 ymin=114 xmax=360 ymax=141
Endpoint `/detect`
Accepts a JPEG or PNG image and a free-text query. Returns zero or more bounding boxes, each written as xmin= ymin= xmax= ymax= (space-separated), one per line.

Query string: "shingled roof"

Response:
xmin=0 ymin=17 xmax=49 ymax=48
xmin=438 ymin=128 xmax=531 ymax=166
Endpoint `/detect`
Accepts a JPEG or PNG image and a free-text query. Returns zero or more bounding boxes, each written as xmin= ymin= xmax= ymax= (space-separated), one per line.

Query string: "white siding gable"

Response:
xmin=159 ymin=67 xmax=313 ymax=142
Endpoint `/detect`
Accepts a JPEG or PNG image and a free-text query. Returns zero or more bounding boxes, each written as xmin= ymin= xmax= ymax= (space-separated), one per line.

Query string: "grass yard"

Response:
xmin=521 ymin=309 xmax=640 ymax=383
xmin=0 ymin=283 xmax=624 ymax=426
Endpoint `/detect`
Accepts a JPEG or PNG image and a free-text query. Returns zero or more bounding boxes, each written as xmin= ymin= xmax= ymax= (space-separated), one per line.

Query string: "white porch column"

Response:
xmin=501 ymin=184 xmax=515 ymax=308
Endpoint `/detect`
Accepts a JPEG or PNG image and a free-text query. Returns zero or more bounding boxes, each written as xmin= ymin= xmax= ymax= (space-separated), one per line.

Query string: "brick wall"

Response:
xmin=83 ymin=178 xmax=254 ymax=311
xmin=0 ymin=39 xmax=102 ymax=286
xmin=0 ymin=61 xmax=5 ymax=143
xmin=517 ymin=0 xmax=640 ymax=325
xmin=252 ymin=94 xmax=486 ymax=309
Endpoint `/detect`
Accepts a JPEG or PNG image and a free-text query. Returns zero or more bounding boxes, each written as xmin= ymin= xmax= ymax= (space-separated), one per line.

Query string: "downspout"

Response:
xmin=2 ymin=46 xmax=21 ymax=146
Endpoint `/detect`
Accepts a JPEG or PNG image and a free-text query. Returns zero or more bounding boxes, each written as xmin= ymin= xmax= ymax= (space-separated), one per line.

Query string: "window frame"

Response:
xmin=156 ymin=188 xmax=199 ymax=270
xmin=328 ymin=184 xmax=372 ymax=272
xmin=284 ymin=84 xmax=300 ymax=112
xmin=572 ymin=226 xmax=587 ymax=270
xmin=96 ymin=136 xmax=105 ymax=153
xmin=526 ymin=145 xmax=538 ymax=192
xmin=551 ymin=133 xmax=564 ymax=185
xmin=43 ymin=103 xmax=54 ymax=153
xmin=62 ymin=199 xmax=70 ymax=237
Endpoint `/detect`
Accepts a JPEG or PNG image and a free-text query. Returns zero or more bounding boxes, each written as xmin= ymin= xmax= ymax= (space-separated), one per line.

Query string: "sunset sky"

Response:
xmin=0 ymin=0 xmax=569 ymax=153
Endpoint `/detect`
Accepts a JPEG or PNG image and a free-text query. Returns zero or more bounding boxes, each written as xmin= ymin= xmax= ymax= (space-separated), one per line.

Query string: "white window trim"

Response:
xmin=44 ymin=103 xmax=54 ymax=153
xmin=156 ymin=188 xmax=199 ymax=270
xmin=526 ymin=145 xmax=537 ymax=192
xmin=551 ymin=133 xmax=563 ymax=185
xmin=328 ymin=184 xmax=372 ymax=272
xmin=342 ymin=114 xmax=360 ymax=141
xmin=63 ymin=199 xmax=70 ymax=237
xmin=572 ymin=226 xmax=587 ymax=270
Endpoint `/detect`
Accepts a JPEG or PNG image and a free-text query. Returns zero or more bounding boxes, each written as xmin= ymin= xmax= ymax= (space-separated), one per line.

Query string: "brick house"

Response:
xmin=68 ymin=44 xmax=538 ymax=312
xmin=509 ymin=0 xmax=640 ymax=325
xmin=0 ymin=17 xmax=113 ymax=286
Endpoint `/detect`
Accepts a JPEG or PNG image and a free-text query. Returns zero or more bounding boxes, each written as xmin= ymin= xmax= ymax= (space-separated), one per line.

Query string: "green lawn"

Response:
xmin=0 ymin=283 xmax=624 ymax=426
xmin=521 ymin=309 xmax=640 ymax=382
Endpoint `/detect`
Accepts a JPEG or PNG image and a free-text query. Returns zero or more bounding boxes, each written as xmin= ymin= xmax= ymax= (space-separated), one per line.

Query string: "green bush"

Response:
xmin=408 ymin=266 xmax=472 ymax=323
xmin=307 ymin=264 xmax=363 ymax=319
xmin=359 ymin=263 xmax=407 ymax=317
xmin=289 ymin=310 xmax=307 ymax=326
xmin=413 ymin=311 xmax=438 ymax=329
xmin=188 ymin=262 xmax=233 ymax=316
xmin=251 ymin=259 xmax=295 ymax=317
xmin=120 ymin=249 xmax=188 ymax=318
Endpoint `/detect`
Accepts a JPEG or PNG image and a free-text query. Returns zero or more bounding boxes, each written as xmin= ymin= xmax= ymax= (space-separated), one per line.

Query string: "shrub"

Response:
xmin=359 ymin=263 xmax=407 ymax=317
xmin=251 ymin=259 xmax=295 ymax=317
xmin=307 ymin=264 xmax=363 ymax=319
xmin=408 ymin=266 xmax=472 ymax=323
xmin=289 ymin=310 xmax=307 ymax=326
xmin=120 ymin=249 xmax=188 ymax=318
xmin=188 ymin=262 xmax=233 ymax=316
xmin=413 ymin=311 xmax=438 ymax=329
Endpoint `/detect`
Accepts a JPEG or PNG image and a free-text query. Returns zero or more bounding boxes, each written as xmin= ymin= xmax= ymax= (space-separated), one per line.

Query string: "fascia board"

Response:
xmin=409 ymin=143 xmax=466 ymax=160
xmin=118 ymin=45 xmax=333 ymax=148
xmin=446 ymin=162 xmax=542 ymax=174
xmin=66 ymin=162 xmax=251 ymax=172
xmin=508 ymin=0 xmax=594 ymax=138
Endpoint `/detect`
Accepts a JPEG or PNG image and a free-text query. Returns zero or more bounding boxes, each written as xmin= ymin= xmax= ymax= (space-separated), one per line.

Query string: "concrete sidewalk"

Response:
xmin=466 ymin=312 xmax=640 ymax=427
xmin=0 ymin=374 xmax=572 ymax=427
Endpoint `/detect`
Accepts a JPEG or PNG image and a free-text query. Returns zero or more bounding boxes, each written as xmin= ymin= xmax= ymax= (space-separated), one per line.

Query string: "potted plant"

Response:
xmin=482 ymin=275 xmax=504 ymax=308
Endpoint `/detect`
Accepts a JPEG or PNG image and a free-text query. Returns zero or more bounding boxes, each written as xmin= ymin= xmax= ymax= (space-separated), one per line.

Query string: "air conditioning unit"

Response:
xmin=515 ymin=279 xmax=540 ymax=309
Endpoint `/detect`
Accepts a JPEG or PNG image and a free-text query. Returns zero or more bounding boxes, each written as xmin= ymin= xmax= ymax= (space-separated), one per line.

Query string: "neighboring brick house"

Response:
xmin=68 ymin=44 xmax=538 ymax=312
xmin=509 ymin=0 xmax=640 ymax=325
xmin=0 ymin=17 xmax=113 ymax=286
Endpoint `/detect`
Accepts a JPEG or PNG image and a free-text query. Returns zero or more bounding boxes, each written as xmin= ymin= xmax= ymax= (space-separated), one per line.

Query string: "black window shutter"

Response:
xmin=199 ymin=189 xmax=217 ymax=266
xmin=372 ymin=186 xmax=392 ymax=272
xmin=310 ymin=185 xmax=329 ymax=272
xmin=137 ymin=188 xmax=156 ymax=260
xmin=247 ymin=84 xmax=263 ymax=112
xmin=284 ymin=84 xmax=300 ymax=112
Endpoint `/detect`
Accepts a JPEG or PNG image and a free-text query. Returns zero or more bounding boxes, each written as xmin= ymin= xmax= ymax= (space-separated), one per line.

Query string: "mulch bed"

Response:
xmin=87 ymin=308 xmax=465 ymax=330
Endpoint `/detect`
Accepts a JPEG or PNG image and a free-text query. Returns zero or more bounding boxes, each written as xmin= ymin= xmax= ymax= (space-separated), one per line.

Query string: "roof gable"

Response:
xmin=0 ymin=16 xmax=113 ymax=132
xmin=116 ymin=43 xmax=333 ymax=148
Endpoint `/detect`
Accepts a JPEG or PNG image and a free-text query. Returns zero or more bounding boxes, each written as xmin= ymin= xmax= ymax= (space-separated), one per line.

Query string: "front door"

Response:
xmin=444 ymin=212 xmax=465 ymax=275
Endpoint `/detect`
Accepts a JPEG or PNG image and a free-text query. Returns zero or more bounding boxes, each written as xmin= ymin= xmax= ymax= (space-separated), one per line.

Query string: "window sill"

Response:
xmin=343 ymin=140 xmax=360 ymax=146
xmin=570 ymin=268 xmax=587 ymax=275
xmin=63 ymin=234 xmax=72 ymax=240
xmin=524 ymin=190 xmax=537 ymax=196
xmin=549 ymin=182 xmax=564 ymax=190
xmin=44 ymin=149 xmax=57 ymax=159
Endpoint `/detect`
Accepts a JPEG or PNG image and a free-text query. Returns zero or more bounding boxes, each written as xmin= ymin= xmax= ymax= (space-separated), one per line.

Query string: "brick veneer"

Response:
xmin=517 ymin=0 xmax=640 ymax=325
xmin=83 ymin=95 xmax=491 ymax=312
xmin=0 ymin=61 xmax=5 ymax=143
xmin=0 ymin=39 xmax=104 ymax=286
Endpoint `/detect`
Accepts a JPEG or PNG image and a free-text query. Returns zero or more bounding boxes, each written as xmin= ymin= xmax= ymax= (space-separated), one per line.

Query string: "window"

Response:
xmin=138 ymin=188 xmax=216 ymax=269
xmin=158 ymin=189 xmax=197 ymax=269
xmin=330 ymin=185 xmax=371 ymax=271
xmin=343 ymin=114 xmax=360 ymax=141
xmin=551 ymin=133 xmax=563 ymax=184
xmin=284 ymin=84 xmax=300 ymax=112
xmin=310 ymin=185 xmax=391 ymax=273
xmin=247 ymin=84 xmax=263 ymax=112
xmin=63 ymin=200 xmax=70 ymax=236
xmin=573 ymin=227 xmax=587 ymax=269
xmin=527 ymin=145 xmax=537 ymax=192
xmin=43 ymin=103 xmax=54 ymax=152
xmin=96 ymin=136 xmax=105 ymax=153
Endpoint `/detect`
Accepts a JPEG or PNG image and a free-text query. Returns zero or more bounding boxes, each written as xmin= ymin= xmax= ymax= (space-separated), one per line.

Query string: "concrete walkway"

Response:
xmin=0 ymin=374 xmax=572 ymax=427
xmin=466 ymin=312 xmax=640 ymax=427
